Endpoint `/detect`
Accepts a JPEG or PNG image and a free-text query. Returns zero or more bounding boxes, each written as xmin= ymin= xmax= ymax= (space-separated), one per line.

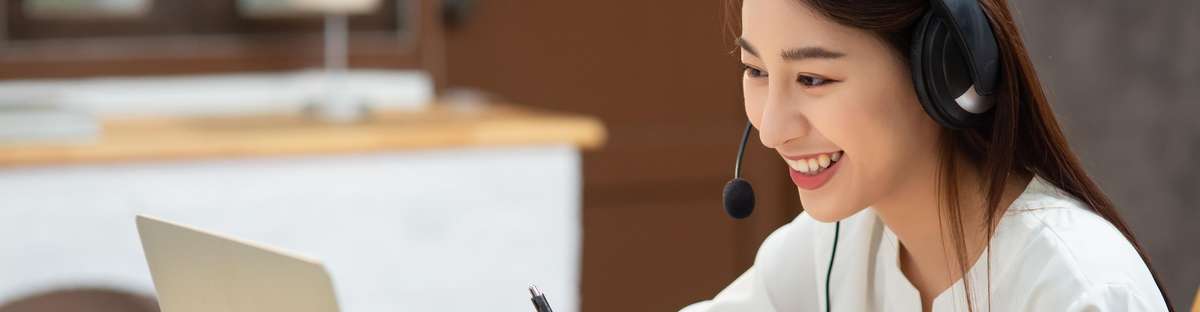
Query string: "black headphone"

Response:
xmin=723 ymin=0 xmax=1001 ymax=220
xmin=720 ymin=1 xmax=1000 ymax=310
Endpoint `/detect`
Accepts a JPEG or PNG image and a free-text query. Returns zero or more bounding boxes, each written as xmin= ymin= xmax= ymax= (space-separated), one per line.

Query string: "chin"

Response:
xmin=797 ymin=191 xmax=863 ymax=223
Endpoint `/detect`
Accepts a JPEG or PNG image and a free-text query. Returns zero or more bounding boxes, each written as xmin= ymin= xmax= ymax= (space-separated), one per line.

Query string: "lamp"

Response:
xmin=239 ymin=0 xmax=383 ymax=122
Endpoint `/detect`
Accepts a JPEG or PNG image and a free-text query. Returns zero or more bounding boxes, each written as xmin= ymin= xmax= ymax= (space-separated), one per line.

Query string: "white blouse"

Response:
xmin=681 ymin=176 xmax=1169 ymax=311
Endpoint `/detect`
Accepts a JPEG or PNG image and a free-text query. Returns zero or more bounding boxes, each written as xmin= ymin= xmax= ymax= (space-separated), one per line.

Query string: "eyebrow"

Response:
xmin=737 ymin=37 xmax=846 ymax=61
xmin=736 ymin=37 xmax=760 ymax=56
xmin=782 ymin=46 xmax=845 ymax=60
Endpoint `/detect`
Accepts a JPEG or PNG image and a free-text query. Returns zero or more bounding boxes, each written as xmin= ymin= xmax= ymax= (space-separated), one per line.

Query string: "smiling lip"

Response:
xmin=788 ymin=153 xmax=844 ymax=190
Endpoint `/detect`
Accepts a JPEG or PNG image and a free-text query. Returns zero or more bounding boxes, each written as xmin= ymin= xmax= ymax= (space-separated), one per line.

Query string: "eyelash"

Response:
xmin=740 ymin=64 xmax=835 ymax=87
xmin=797 ymin=75 xmax=832 ymax=87
xmin=740 ymin=64 xmax=767 ymax=78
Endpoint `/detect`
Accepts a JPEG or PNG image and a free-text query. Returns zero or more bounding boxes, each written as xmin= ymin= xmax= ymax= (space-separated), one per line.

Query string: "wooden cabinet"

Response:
xmin=442 ymin=2 xmax=801 ymax=311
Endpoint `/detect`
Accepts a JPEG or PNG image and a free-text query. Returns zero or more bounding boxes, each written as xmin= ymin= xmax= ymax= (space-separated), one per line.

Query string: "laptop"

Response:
xmin=136 ymin=215 xmax=341 ymax=312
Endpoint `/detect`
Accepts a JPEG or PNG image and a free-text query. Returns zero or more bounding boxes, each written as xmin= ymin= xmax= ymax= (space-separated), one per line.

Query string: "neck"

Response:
xmin=872 ymin=153 xmax=1027 ymax=302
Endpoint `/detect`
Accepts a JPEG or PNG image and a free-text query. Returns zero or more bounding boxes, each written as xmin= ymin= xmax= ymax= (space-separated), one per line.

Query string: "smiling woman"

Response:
xmin=684 ymin=0 xmax=1174 ymax=311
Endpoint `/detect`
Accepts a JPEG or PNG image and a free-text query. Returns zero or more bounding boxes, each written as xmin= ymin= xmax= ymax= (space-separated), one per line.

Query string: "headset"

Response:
xmin=720 ymin=0 xmax=1000 ymax=311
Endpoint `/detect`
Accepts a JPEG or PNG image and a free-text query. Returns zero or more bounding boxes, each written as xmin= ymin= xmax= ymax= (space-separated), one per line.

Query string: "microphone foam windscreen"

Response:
xmin=723 ymin=178 xmax=755 ymax=219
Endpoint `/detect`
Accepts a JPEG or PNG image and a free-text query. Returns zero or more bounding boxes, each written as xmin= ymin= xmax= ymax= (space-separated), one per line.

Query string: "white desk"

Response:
xmin=0 ymin=104 xmax=605 ymax=312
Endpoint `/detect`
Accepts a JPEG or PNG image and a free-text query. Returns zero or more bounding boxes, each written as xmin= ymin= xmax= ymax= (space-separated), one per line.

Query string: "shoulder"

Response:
xmin=990 ymin=177 xmax=1168 ymax=310
xmin=999 ymin=182 xmax=1148 ymax=287
xmin=1063 ymin=283 xmax=1170 ymax=311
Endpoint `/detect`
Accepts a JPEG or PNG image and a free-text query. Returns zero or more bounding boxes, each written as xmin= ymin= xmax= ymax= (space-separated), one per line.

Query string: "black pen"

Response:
xmin=528 ymin=284 xmax=554 ymax=312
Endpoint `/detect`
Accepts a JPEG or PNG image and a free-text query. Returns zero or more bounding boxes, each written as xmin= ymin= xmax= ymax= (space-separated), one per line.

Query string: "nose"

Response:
xmin=755 ymin=85 xmax=811 ymax=149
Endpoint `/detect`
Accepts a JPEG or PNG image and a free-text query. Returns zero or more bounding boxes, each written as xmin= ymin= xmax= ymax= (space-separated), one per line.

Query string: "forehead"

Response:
xmin=740 ymin=0 xmax=863 ymax=58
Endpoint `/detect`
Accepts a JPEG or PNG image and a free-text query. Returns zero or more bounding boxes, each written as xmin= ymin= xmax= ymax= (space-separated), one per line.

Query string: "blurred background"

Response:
xmin=0 ymin=0 xmax=1196 ymax=311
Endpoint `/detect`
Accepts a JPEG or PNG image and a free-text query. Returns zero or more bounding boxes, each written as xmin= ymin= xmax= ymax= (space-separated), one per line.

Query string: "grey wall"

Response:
xmin=1009 ymin=0 xmax=1200 ymax=309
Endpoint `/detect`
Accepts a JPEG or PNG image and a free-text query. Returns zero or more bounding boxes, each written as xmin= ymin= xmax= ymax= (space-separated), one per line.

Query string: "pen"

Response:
xmin=528 ymin=284 xmax=554 ymax=312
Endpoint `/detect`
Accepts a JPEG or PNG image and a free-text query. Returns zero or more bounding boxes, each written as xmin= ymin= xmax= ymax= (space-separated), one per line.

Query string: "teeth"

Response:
xmin=787 ymin=151 xmax=844 ymax=176
xmin=796 ymin=159 xmax=810 ymax=173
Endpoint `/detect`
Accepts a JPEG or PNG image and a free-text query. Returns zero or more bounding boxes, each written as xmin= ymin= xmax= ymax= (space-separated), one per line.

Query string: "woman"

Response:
xmin=683 ymin=0 xmax=1173 ymax=311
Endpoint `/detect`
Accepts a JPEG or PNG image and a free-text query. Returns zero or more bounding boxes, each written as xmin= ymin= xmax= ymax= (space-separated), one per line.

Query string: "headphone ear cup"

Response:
xmin=910 ymin=11 xmax=988 ymax=129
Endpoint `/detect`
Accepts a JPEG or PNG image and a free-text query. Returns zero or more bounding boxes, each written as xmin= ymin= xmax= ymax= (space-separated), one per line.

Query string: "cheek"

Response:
xmin=812 ymin=81 xmax=938 ymax=203
xmin=813 ymin=96 xmax=872 ymax=176
xmin=843 ymin=82 xmax=940 ymax=197
xmin=808 ymin=89 xmax=890 ymax=161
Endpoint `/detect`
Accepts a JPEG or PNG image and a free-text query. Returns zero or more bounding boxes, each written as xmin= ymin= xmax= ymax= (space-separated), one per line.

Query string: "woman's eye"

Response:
xmin=741 ymin=64 xmax=767 ymax=78
xmin=797 ymin=75 xmax=832 ymax=87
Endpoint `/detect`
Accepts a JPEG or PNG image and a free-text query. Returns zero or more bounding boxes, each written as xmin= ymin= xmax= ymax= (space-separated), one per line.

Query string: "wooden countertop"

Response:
xmin=0 ymin=103 xmax=606 ymax=167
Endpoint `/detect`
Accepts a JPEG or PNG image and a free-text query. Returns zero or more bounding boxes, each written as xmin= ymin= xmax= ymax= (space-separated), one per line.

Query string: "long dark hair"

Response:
xmin=725 ymin=0 xmax=1174 ymax=310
